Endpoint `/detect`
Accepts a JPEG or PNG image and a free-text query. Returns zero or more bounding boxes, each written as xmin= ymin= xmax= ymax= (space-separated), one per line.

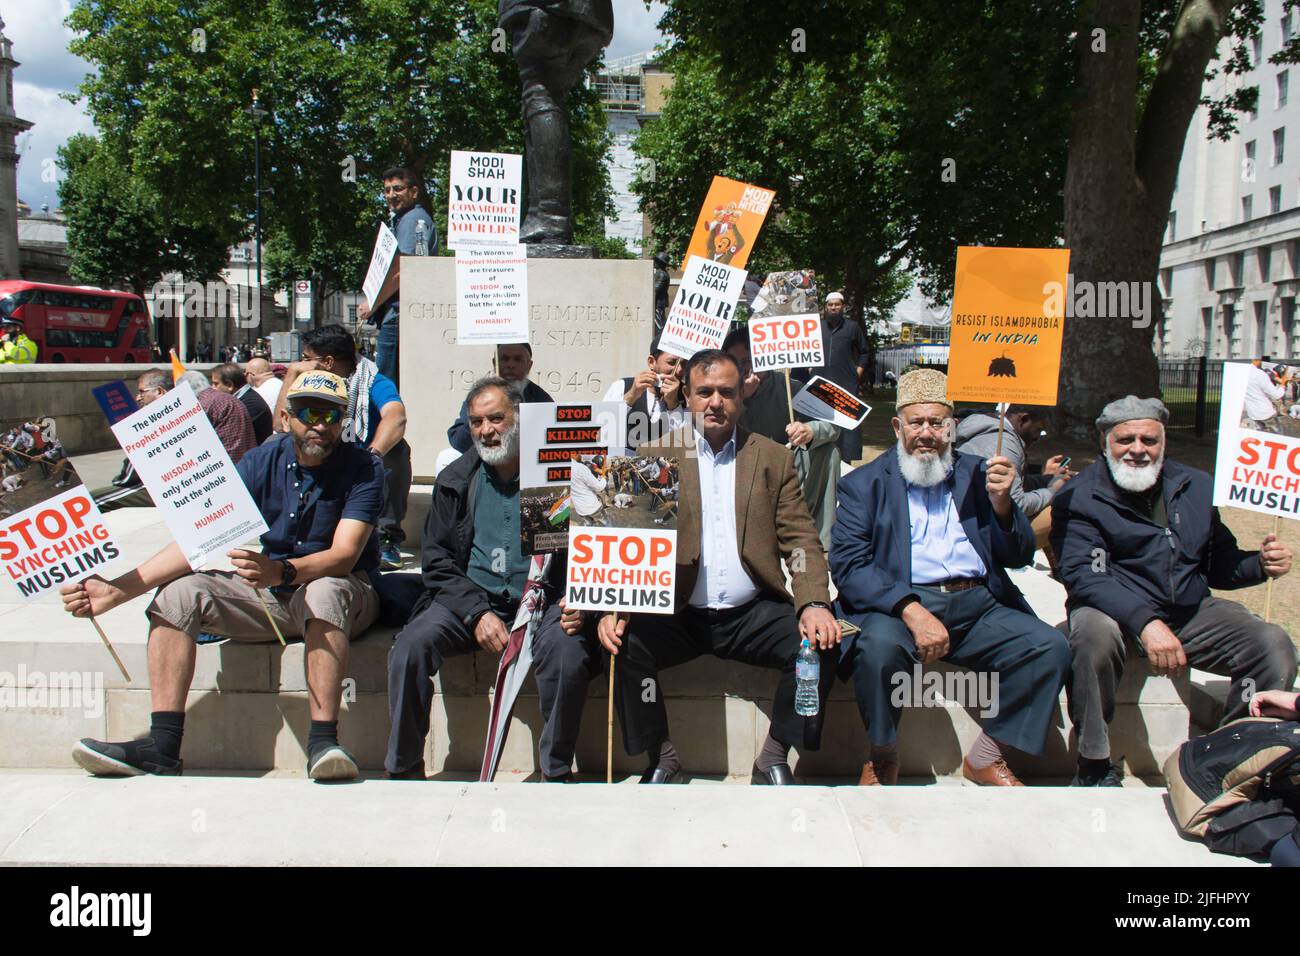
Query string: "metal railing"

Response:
xmin=1158 ymin=358 xmax=1223 ymax=435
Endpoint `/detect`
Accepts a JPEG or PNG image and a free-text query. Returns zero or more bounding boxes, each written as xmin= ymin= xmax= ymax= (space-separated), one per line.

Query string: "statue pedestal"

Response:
xmin=524 ymin=244 xmax=597 ymax=259
xmin=400 ymin=256 xmax=654 ymax=481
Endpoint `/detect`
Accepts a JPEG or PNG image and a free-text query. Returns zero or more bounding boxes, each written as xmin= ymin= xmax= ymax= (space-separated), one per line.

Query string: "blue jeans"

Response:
xmin=376 ymin=307 xmax=399 ymax=384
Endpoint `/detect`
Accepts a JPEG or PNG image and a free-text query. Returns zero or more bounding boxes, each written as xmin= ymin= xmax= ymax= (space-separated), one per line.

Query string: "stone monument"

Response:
xmin=0 ymin=19 xmax=33 ymax=280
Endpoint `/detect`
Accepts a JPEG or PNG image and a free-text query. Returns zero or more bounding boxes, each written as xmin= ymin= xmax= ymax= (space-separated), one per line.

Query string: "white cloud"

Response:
xmin=5 ymin=0 xmax=97 ymax=212
xmin=607 ymin=0 xmax=669 ymax=60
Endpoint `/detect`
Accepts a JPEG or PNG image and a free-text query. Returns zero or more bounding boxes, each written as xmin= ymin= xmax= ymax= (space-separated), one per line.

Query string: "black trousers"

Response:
xmin=385 ymin=600 xmax=602 ymax=777
xmin=614 ymin=596 xmax=835 ymax=757
xmin=379 ymin=439 xmax=411 ymax=546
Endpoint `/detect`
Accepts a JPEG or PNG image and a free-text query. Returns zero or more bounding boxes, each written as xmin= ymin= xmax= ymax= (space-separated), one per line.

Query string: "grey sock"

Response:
xmin=965 ymin=731 xmax=1003 ymax=770
xmin=649 ymin=738 xmax=680 ymax=774
xmin=756 ymin=732 xmax=789 ymax=772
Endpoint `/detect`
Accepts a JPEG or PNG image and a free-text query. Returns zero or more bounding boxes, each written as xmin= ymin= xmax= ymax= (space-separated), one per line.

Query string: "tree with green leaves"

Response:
xmin=62 ymin=0 xmax=617 ymax=317
xmin=646 ymin=0 xmax=1299 ymax=432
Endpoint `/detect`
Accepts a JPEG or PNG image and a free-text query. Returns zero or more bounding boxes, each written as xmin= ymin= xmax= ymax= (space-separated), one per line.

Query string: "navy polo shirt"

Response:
xmin=235 ymin=433 xmax=386 ymax=574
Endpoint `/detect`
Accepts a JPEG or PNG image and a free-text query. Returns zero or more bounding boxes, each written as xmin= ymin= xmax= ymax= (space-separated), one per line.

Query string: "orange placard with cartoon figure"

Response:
xmin=946 ymin=246 xmax=1070 ymax=406
xmin=680 ymin=176 xmax=776 ymax=272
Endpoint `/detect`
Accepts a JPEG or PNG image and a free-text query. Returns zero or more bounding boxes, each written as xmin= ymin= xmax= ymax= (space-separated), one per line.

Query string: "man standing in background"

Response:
xmin=807 ymin=291 xmax=867 ymax=463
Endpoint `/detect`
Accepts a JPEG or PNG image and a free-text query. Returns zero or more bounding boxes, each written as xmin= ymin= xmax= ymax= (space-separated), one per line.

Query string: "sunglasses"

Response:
xmin=292 ymin=407 xmax=343 ymax=426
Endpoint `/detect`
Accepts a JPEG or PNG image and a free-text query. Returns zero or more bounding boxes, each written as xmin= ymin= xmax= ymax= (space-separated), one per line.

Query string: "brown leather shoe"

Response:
xmin=961 ymin=756 xmax=1024 ymax=787
xmin=858 ymin=758 xmax=900 ymax=786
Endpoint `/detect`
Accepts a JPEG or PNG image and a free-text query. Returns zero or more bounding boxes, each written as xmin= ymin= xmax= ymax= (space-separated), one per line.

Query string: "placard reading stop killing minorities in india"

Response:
xmin=658 ymin=255 xmax=748 ymax=360
xmin=455 ymin=245 xmax=530 ymax=345
xmin=564 ymin=455 xmax=679 ymax=612
xmin=792 ymin=376 xmax=872 ymax=430
xmin=1212 ymin=361 xmax=1300 ymax=519
xmin=681 ymin=176 xmax=776 ymax=272
xmin=519 ymin=402 xmax=625 ymax=553
xmin=110 ymin=387 xmax=268 ymax=569
xmin=0 ymin=474 xmax=121 ymax=600
xmin=946 ymin=246 xmax=1071 ymax=405
xmin=446 ymin=150 xmax=523 ymax=250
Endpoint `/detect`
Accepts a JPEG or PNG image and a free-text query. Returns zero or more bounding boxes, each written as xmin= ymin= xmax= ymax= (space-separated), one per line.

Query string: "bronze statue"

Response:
xmin=499 ymin=0 xmax=613 ymax=245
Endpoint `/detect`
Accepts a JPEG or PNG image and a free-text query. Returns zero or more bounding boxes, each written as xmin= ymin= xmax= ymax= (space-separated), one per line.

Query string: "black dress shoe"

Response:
xmin=750 ymin=762 xmax=795 ymax=785
xmin=543 ymin=772 xmax=575 ymax=783
xmin=639 ymin=765 xmax=680 ymax=784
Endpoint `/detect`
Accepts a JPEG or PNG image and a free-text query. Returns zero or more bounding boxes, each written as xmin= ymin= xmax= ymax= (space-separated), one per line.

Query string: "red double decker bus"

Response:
xmin=0 ymin=281 xmax=153 ymax=363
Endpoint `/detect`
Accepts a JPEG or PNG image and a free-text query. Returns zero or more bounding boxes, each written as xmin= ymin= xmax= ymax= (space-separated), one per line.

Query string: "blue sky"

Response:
xmin=10 ymin=0 xmax=667 ymax=215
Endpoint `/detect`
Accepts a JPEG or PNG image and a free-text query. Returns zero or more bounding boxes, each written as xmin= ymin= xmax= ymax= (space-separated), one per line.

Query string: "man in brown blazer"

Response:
xmin=596 ymin=349 xmax=841 ymax=784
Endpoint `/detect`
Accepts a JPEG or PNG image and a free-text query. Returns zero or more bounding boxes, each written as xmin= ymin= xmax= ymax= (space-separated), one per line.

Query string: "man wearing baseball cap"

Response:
xmin=831 ymin=369 xmax=1071 ymax=786
xmin=61 ymin=370 xmax=387 ymax=782
xmin=1052 ymin=395 xmax=1296 ymax=787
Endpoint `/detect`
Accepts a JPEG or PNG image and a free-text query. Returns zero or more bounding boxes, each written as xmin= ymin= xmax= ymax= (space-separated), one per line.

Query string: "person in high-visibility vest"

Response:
xmin=0 ymin=319 xmax=37 ymax=363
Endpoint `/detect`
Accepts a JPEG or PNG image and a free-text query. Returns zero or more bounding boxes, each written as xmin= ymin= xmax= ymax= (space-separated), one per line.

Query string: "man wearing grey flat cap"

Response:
xmin=1051 ymin=395 xmax=1297 ymax=787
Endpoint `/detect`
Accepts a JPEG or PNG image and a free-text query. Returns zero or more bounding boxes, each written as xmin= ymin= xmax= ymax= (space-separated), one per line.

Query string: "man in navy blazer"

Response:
xmin=831 ymin=369 xmax=1070 ymax=786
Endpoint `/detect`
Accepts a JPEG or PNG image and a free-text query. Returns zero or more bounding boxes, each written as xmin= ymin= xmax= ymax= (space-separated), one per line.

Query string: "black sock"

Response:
xmin=756 ymin=732 xmax=789 ymax=772
xmin=149 ymin=711 xmax=185 ymax=760
xmin=648 ymin=737 xmax=679 ymax=774
xmin=1078 ymin=756 xmax=1111 ymax=776
xmin=308 ymin=720 xmax=339 ymax=758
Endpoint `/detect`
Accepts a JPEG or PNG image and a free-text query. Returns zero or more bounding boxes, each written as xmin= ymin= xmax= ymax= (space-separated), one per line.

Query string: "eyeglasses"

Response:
xmin=293 ymin=407 xmax=343 ymax=427
xmin=382 ymin=185 xmax=413 ymax=195
xmin=900 ymin=418 xmax=951 ymax=434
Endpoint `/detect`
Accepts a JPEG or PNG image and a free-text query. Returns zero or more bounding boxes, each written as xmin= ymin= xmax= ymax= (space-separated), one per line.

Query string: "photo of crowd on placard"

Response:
xmin=568 ymin=454 xmax=680 ymax=532
xmin=0 ymin=419 xmax=74 ymax=520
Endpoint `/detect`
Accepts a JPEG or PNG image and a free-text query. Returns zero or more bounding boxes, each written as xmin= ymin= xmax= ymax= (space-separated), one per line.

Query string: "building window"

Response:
xmin=1285 ymin=12 xmax=1294 ymax=45
xmin=1202 ymin=306 xmax=1214 ymax=349
xmin=1167 ymin=211 xmax=1176 ymax=242
xmin=1159 ymin=267 xmax=1172 ymax=297
xmin=1204 ymin=259 xmax=1215 ymax=291
xmin=1234 ymin=252 xmax=1246 ymax=286
xmin=1224 ymin=305 xmax=1238 ymax=358
xmin=1283 ymin=297 xmax=1297 ymax=360
xmin=1261 ymin=245 xmax=1273 ymax=282
xmin=1254 ymin=34 xmax=1264 ymax=67
xmin=1279 ymin=70 xmax=1290 ymax=108
xmin=347 ymin=305 xmax=357 ymax=323
xmin=1255 ymin=300 xmax=1269 ymax=355
xmin=1271 ymin=185 xmax=1283 ymax=214
xmin=1243 ymin=194 xmax=1254 ymax=221
xmin=1274 ymin=127 xmax=1286 ymax=166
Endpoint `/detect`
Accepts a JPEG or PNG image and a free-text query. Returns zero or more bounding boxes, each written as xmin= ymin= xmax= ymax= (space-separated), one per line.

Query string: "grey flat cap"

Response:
xmin=1095 ymin=395 xmax=1169 ymax=431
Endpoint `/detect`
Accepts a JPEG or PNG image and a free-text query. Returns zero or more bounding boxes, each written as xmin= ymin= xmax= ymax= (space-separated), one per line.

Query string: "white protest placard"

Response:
xmin=110 ymin=387 xmax=268 ymax=569
xmin=792 ymin=375 xmax=872 ymax=430
xmin=455 ymin=245 xmax=530 ymax=345
xmin=657 ymin=255 xmax=747 ymax=360
xmin=0 ymin=483 xmax=121 ymax=600
xmin=446 ymin=150 xmax=523 ymax=250
xmin=565 ymin=527 xmax=677 ymax=613
xmin=520 ymin=401 xmax=626 ymax=488
xmin=748 ymin=314 xmax=824 ymax=372
xmin=1212 ymin=361 xmax=1300 ymax=518
xmin=362 ymin=223 xmax=399 ymax=308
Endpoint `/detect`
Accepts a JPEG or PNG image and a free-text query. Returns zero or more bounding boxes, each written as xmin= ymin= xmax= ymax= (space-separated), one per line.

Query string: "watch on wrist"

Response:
xmin=803 ymin=601 xmax=830 ymax=612
xmin=279 ymin=559 xmax=298 ymax=586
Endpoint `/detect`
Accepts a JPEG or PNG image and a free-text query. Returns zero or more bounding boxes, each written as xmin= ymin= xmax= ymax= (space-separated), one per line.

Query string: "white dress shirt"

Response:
xmin=688 ymin=428 xmax=760 ymax=609
xmin=906 ymin=480 xmax=988 ymax=584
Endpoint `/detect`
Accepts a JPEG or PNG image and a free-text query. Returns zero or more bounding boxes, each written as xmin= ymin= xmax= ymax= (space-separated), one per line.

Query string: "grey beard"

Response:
xmin=1105 ymin=448 xmax=1164 ymax=493
xmin=896 ymin=439 xmax=953 ymax=488
xmin=475 ymin=419 xmax=520 ymax=466
xmin=293 ymin=434 xmax=334 ymax=461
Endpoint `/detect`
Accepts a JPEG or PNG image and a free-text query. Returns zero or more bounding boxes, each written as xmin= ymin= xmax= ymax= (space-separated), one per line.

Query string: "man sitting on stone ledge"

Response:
xmin=386 ymin=376 xmax=600 ymax=781
xmin=1052 ymin=396 xmax=1296 ymax=788
xmin=60 ymin=371 xmax=385 ymax=781
xmin=447 ymin=343 xmax=553 ymax=454
xmin=597 ymin=348 xmax=841 ymax=785
xmin=831 ymin=369 xmax=1071 ymax=787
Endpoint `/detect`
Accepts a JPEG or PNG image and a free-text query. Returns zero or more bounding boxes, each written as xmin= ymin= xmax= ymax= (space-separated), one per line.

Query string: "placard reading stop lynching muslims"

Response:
xmin=1212 ymin=360 xmax=1300 ymax=519
xmin=0 ymin=475 xmax=121 ymax=601
xmin=110 ymin=387 xmax=267 ymax=569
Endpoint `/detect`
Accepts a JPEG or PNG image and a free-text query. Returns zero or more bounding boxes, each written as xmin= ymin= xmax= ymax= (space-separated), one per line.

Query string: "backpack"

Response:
xmin=1164 ymin=716 xmax=1300 ymax=858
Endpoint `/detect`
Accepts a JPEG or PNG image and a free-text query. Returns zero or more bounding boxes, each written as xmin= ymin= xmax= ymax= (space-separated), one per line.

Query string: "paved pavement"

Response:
xmin=0 ymin=772 xmax=1253 ymax=866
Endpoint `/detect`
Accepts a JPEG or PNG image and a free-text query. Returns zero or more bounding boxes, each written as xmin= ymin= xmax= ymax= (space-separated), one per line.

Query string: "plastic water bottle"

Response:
xmin=795 ymin=638 xmax=820 ymax=716
xmin=414 ymin=218 xmax=428 ymax=256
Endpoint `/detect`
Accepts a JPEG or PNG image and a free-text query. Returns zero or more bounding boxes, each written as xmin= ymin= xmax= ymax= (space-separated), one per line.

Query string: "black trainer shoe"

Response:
xmin=387 ymin=761 xmax=427 ymax=781
xmin=308 ymin=744 xmax=358 ymax=781
xmin=72 ymin=737 xmax=183 ymax=777
xmin=1071 ymin=761 xmax=1123 ymax=787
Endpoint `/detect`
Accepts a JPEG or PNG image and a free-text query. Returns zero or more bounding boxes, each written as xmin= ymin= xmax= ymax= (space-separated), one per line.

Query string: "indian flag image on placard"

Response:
xmin=546 ymin=495 xmax=572 ymax=525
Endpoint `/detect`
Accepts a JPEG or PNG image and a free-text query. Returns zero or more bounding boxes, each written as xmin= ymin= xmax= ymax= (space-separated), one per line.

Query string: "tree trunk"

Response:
xmin=1059 ymin=0 xmax=1237 ymax=438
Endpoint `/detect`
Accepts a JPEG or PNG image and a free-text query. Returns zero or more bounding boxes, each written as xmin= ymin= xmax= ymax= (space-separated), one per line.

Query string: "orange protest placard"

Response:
xmin=946 ymin=246 xmax=1070 ymax=406
xmin=680 ymin=176 xmax=776 ymax=272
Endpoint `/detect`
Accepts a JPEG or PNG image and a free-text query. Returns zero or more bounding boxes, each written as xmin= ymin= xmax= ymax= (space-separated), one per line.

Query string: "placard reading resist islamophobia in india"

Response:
xmin=1212 ymin=360 xmax=1300 ymax=519
xmin=110 ymin=387 xmax=268 ymax=569
xmin=446 ymin=150 xmax=523 ymax=250
xmin=519 ymin=401 xmax=625 ymax=554
xmin=658 ymin=255 xmax=748 ymax=360
xmin=946 ymin=246 xmax=1071 ymax=406
xmin=564 ymin=455 xmax=679 ymax=613
xmin=0 ymin=466 xmax=122 ymax=600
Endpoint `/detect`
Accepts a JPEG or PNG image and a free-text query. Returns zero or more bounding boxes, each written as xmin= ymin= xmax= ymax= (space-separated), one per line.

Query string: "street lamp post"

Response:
xmin=246 ymin=91 xmax=269 ymax=349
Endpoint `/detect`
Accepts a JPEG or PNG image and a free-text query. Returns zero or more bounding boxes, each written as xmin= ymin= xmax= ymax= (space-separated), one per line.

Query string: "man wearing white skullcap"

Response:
xmin=807 ymin=290 xmax=869 ymax=462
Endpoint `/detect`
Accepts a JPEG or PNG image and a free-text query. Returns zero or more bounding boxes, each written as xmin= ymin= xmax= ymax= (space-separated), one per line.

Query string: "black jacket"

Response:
xmin=415 ymin=447 xmax=565 ymax=627
xmin=1051 ymin=457 xmax=1265 ymax=637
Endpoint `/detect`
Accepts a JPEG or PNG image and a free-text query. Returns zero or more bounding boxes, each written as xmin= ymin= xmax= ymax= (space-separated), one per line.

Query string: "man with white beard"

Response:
xmin=1052 ymin=396 xmax=1296 ymax=787
xmin=831 ymin=369 xmax=1071 ymax=787
xmin=384 ymin=377 xmax=600 ymax=781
